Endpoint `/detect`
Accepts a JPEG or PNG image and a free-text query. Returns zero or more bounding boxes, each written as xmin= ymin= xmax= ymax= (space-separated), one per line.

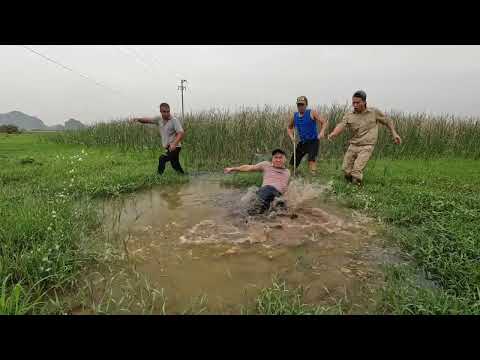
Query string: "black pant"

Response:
xmin=289 ymin=139 xmax=320 ymax=168
xmin=248 ymin=185 xmax=281 ymax=215
xmin=158 ymin=147 xmax=185 ymax=175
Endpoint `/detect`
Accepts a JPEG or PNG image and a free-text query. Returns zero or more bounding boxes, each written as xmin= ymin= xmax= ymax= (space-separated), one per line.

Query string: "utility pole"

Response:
xmin=177 ymin=79 xmax=187 ymax=119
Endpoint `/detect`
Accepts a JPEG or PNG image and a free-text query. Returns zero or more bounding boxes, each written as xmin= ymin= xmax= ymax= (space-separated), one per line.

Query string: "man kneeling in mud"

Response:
xmin=224 ymin=149 xmax=290 ymax=215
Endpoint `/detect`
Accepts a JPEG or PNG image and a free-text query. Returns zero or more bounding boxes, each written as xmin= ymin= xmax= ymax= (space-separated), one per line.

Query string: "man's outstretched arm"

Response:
xmin=224 ymin=164 xmax=263 ymax=174
xmin=131 ymin=116 xmax=157 ymax=125
xmin=327 ymin=122 xmax=345 ymax=141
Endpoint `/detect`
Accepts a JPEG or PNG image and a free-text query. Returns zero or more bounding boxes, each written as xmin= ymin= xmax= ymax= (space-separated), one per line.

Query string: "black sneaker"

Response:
xmin=352 ymin=177 xmax=362 ymax=186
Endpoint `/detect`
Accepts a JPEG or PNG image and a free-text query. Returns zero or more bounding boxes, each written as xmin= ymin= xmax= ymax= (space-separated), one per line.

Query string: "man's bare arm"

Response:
xmin=132 ymin=117 xmax=157 ymax=125
xmin=287 ymin=114 xmax=295 ymax=141
xmin=224 ymin=164 xmax=262 ymax=174
xmin=312 ymin=111 xmax=329 ymax=138
xmin=169 ymin=131 xmax=185 ymax=150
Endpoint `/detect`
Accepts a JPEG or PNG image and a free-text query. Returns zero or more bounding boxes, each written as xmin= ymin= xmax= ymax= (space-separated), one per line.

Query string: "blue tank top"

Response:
xmin=294 ymin=109 xmax=318 ymax=142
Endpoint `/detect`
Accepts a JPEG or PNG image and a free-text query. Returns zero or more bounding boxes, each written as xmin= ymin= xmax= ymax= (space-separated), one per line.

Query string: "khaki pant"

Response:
xmin=342 ymin=144 xmax=374 ymax=181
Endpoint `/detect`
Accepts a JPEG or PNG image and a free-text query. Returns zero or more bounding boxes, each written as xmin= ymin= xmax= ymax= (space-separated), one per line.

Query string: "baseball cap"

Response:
xmin=272 ymin=148 xmax=286 ymax=156
xmin=296 ymin=96 xmax=308 ymax=105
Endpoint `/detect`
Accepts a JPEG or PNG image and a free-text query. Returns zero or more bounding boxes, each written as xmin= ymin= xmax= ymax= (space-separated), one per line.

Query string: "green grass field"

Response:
xmin=0 ymin=134 xmax=187 ymax=314
xmin=2 ymin=107 xmax=480 ymax=314
xmin=320 ymin=158 xmax=480 ymax=314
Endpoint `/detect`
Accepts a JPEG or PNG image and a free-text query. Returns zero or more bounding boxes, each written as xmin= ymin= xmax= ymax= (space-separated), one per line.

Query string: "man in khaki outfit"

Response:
xmin=327 ymin=90 xmax=402 ymax=185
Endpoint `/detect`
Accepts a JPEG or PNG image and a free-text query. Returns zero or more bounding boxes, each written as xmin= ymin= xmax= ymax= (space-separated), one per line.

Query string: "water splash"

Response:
xmin=237 ymin=179 xmax=331 ymax=214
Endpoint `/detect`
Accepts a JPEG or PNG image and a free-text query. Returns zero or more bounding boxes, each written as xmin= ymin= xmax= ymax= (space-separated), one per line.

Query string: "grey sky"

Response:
xmin=1 ymin=45 xmax=479 ymax=125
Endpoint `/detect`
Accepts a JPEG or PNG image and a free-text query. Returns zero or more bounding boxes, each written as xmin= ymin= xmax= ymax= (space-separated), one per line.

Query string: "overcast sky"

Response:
xmin=1 ymin=45 xmax=479 ymax=125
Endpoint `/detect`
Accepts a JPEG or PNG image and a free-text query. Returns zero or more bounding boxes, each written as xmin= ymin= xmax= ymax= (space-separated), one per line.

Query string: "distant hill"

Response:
xmin=0 ymin=111 xmax=47 ymax=130
xmin=0 ymin=111 xmax=86 ymax=131
xmin=65 ymin=118 xmax=85 ymax=130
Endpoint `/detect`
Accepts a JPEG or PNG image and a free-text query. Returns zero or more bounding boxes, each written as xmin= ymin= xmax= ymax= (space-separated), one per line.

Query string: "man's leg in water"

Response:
xmin=307 ymin=139 xmax=320 ymax=174
xmin=248 ymin=185 xmax=281 ymax=215
xmin=158 ymin=150 xmax=170 ymax=175
xmin=169 ymin=147 xmax=185 ymax=174
xmin=289 ymin=142 xmax=307 ymax=170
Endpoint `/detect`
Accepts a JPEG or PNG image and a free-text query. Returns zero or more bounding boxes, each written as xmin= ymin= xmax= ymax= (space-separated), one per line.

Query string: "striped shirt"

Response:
xmin=256 ymin=161 xmax=290 ymax=194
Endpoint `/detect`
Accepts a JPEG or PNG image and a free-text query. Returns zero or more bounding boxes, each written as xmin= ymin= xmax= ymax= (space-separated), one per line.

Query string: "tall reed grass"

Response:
xmin=51 ymin=105 xmax=480 ymax=168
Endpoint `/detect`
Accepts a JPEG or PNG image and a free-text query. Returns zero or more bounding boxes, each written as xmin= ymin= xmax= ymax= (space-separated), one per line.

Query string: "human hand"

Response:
xmin=393 ymin=134 xmax=402 ymax=145
xmin=327 ymin=133 xmax=335 ymax=141
xmin=168 ymin=143 xmax=176 ymax=151
xmin=318 ymin=132 xmax=325 ymax=139
xmin=224 ymin=167 xmax=235 ymax=174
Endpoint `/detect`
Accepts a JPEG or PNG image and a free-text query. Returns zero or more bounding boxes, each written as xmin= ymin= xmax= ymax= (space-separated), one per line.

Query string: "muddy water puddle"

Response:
xmin=82 ymin=177 xmax=395 ymax=314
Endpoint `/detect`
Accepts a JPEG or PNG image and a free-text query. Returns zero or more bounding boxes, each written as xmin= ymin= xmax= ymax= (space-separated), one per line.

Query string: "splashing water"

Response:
xmin=282 ymin=179 xmax=331 ymax=210
xmin=238 ymin=178 xmax=332 ymax=215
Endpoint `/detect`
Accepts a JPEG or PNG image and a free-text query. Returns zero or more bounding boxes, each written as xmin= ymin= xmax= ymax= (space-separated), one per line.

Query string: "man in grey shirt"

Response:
xmin=133 ymin=102 xmax=186 ymax=175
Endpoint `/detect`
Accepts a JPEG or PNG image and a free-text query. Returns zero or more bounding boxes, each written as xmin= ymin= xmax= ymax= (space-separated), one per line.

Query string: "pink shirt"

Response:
xmin=257 ymin=161 xmax=290 ymax=194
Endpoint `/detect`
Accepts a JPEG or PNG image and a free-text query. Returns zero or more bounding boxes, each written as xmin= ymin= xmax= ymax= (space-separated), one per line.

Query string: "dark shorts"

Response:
xmin=289 ymin=138 xmax=319 ymax=167
xmin=248 ymin=185 xmax=281 ymax=215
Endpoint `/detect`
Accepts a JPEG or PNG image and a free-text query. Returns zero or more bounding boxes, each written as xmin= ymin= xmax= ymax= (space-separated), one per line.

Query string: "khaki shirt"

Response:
xmin=338 ymin=107 xmax=392 ymax=146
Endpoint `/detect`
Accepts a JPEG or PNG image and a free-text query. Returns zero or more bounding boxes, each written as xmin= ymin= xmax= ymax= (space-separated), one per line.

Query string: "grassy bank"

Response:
xmin=320 ymin=158 xmax=480 ymax=314
xmin=0 ymin=133 xmax=187 ymax=314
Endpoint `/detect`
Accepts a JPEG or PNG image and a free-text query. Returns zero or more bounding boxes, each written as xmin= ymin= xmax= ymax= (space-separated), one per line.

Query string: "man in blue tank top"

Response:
xmin=287 ymin=96 xmax=329 ymax=174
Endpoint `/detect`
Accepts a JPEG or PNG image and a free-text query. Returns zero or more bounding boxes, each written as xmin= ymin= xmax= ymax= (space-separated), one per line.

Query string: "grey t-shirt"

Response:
xmin=153 ymin=116 xmax=184 ymax=148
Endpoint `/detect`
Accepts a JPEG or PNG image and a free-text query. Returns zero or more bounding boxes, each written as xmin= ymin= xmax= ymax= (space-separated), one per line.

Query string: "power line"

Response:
xmin=131 ymin=46 xmax=186 ymax=114
xmin=115 ymin=46 xmax=186 ymax=115
xmin=116 ymin=45 xmax=159 ymax=76
xmin=128 ymin=46 xmax=160 ymax=73
xmin=19 ymin=45 xmax=126 ymax=98
xmin=19 ymin=45 xmax=158 ymax=116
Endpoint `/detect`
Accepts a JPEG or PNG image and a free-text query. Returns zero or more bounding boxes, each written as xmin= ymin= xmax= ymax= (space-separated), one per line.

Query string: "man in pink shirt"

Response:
xmin=224 ymin=149 xmax=291 ymax=215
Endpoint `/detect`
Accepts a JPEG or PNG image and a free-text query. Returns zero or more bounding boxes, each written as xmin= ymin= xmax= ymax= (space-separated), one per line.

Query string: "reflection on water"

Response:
xmin=88 ymin=176 xmax=396 ymax=314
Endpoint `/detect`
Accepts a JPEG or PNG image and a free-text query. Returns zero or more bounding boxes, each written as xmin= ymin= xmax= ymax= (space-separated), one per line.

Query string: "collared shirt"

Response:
xmin=338 ymin=107 xmax=391 ymax=146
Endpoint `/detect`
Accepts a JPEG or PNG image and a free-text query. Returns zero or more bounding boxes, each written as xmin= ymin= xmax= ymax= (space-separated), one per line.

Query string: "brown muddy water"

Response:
xmin=72 ymin=176 xmax=400 ymax=314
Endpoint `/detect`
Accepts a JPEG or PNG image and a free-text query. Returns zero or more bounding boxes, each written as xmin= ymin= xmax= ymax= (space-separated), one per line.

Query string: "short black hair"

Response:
xmin=353 ymin=90 xmax=367 ymax=102
xmin=272 ymin=148 xmax=286 ymax=156
xmin=159 ymin=102 xmax=170 ymax=110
